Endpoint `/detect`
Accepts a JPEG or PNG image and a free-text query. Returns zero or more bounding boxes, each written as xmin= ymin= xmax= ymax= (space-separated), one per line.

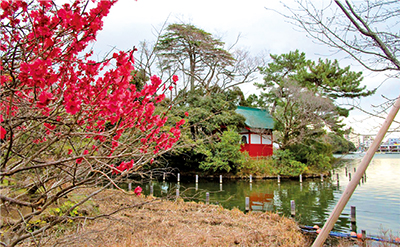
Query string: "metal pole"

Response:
xmin=312 ymin=96 xmax=400 ymax=246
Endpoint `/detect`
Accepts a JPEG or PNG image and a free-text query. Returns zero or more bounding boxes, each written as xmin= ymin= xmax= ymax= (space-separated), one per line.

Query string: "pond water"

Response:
xmin=134 ymin=153 xmax=400 ymax=237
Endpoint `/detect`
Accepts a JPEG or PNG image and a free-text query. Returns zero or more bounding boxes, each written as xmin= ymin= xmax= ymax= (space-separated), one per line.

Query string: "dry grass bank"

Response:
xmin=39 ymin=188 xmax=310 ymax=247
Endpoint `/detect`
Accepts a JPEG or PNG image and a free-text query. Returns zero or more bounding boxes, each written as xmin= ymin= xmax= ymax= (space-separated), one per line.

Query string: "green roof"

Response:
xmin=236 ymin=106 xmax=274 ymax=129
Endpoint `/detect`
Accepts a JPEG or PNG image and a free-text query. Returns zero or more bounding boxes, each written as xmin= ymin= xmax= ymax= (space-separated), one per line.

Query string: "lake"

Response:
xmin=135 ymin=153 xmax=400 ymax=237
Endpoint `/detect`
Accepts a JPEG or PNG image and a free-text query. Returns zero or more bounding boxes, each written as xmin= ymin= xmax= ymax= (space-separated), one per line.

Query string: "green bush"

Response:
xmin=272 ymin=149 xmax=308 ymax=176
xmin=198 ymin=129 xmax=246 ymax=173
xmin=236 ymin=153 xmax=275 ymax=176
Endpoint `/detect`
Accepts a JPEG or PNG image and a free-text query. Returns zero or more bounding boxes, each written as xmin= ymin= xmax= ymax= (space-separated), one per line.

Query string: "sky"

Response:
xmin=92 ymin=0 xmax=400 ymax=139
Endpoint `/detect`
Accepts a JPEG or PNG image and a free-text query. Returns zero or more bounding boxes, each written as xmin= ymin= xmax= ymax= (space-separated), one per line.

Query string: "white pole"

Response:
xmin=290 ymin=200 xmax=296 ymax=217
xmin=312 ymin=96 xmax=400 ymax=246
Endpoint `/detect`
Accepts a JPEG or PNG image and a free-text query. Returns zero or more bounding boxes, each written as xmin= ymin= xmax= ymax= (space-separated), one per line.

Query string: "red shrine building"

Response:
xmin=236 ymin=106 xmax=274 ymax=157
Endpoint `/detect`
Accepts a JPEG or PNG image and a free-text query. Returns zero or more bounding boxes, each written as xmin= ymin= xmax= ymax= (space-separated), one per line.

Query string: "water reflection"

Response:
xmin=133 ymin=153 xmax=400 ymax=236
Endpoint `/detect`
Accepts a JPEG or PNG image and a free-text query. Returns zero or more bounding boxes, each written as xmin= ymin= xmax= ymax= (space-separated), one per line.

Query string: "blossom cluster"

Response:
xmin=0 ymin=0 xmax=184 ymax=174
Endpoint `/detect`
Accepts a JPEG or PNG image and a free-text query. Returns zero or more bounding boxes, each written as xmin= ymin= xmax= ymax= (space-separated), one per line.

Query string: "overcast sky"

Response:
xmin=93 ymin=0 xmax=400 ymax=139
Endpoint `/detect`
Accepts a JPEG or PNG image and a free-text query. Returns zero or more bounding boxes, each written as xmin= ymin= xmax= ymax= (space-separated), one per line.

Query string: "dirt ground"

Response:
xmin=36 ymin=188 xmax=311 ymax=247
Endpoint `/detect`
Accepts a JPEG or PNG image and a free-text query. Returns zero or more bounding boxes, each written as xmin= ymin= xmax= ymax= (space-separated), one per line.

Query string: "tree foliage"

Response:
xmin=271 ymin=149 xmax=308 ymax=176
xmin=163 ymin=87 xmax=246 ymax=173
xmin=155 ymin=23 xmax=263 ymax=96
xmin=326 ymin=132 xmax=356 ymax=154
xmin=257 ymin=50 xmax=374 ymax=117
xmin=198 ymin=129 xmax=245 ymax=173
xmin=256 ymin=50 xmax=374 ymax=171
xmin=156 ymin=23 xmax=234 ymax=93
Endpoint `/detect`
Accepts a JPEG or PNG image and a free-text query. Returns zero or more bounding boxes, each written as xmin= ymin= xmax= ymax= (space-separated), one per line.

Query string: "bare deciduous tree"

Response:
xmin=274 ymin=0 xmax=400 ymax=130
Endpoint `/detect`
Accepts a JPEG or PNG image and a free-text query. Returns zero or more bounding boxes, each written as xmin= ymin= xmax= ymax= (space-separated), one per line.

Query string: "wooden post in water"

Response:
xmin=206 ymin=192 xmax=210 ymax=205
xmin=163 ymin=172 xmax=166 ymax=182
xmin=290 ymin=200 xmax=296 ymax=217
xmin=350 ymin=206 xmax=356 ymax=224
xmin=320 ymin=174 xmax=324 ymax=181
xmin=351 ymin=221 xmax=357 ymax=232
xmin=312 ymin=94 xmax=400 ymax=246
xmin=299 ymin=174 xmax=302 ymax=183
xmin=245 ymin=197 xmax=250 ymax=212
xmin=278 ymin=175 xmax=281 ymax=183
xmin=220 ymin=175 xmax=223 ymax=184
xmin=249 ymin=175 xmax=252 ymax=183
xmin=350 ymin=206 xmax=357 ymax=231
xmin=177 ymin=173 xmax=180 ymax=182
xmin=195 ymin=174 xmax=198 ymax=183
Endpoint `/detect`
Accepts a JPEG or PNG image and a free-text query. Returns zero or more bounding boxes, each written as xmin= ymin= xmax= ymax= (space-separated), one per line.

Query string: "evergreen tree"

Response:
xmin=256 ymin=50 xmax=374 ymax=171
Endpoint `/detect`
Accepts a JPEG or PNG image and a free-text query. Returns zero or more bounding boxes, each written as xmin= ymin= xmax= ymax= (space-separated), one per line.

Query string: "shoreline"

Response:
xmin=38 ymin=188 xmax=311 ymax=246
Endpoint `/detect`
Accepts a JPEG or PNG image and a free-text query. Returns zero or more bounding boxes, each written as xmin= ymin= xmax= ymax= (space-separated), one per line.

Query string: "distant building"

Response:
xmin=345 ymin=132 xmax=400 ymax=153
xmin=345 ymin=133 xmax=375 ymax=151
xmin=361 ymin=135 xmax=374 ymax=150
xmin=378 ymin=137 xmax=400 ymax=153
xmin=236 ymin=106 xmax=274 ymax=157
